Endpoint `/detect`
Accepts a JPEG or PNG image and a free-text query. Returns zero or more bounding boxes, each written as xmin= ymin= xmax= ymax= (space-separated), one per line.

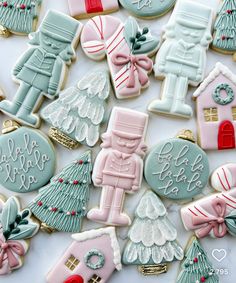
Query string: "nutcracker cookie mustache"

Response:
xmin=148 ymin=0 xmax=213 ymax=118
xmin=0 ymin=10 xmax=82 ymax=128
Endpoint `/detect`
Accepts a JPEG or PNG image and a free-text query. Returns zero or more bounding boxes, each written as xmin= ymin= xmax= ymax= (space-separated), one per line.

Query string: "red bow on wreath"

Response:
xmin=112 ymin=53 xmax=153 ymax=89
xmin=192 ymin=198 xmax=227 ymax=238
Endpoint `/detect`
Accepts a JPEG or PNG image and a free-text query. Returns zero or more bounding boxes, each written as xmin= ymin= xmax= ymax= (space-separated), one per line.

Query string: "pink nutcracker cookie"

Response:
xmin=181 ymin=188 xmax=236 ymax=238
xmin=46 ymin=227 xmax=122 ymax=283
xmin=211 ymin=163 xmax=236 ymax=192
xmin=88 ymin=107 xmax=148 ymax=226
xmin=68 ymin=0 xmax=119 ymax=19
xmin=81 ymin=15 xmax=159 ymax=99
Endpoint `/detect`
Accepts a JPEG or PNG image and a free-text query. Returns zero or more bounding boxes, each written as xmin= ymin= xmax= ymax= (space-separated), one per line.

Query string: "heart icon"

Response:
xmin=211 ymin=249 xmax=227 ymax=262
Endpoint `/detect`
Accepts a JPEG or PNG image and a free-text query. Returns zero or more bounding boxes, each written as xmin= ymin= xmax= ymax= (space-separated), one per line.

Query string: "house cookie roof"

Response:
xmin=72 ymin=227 xmax=122 ymax=271
xmin=193 ymin=62 xmax=236 ymax=98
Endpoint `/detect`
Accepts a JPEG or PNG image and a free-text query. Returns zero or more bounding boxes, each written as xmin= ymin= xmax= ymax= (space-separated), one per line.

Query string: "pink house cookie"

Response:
xmin=46 ymin=227 xmax=122 ymax=283
xmin=68 ymin=0 xmax=119 ymax=19
xmin=194 ymin=63 xmax=236 ymax=150
xmin=211 ymin=163 xmax=236 ymax=192
xmin=88 ymin=107 xmax=148 ymax=226
xmin=181 ymin=188 xmax=236 ymax=238
xmin=81 ymin=15 xmax=159 ymax=99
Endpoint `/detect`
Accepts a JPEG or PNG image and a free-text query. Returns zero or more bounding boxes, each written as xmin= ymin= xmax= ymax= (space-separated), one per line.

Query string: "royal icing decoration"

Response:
xmin=0 ymin=120 xmax=55 ymax=193
xmin=29 ymin=151 xmax=92 ymax=233
xmin=181 ymin=188 xmax=236 ymax=238
xmin=0 ymin=0 xmax=42 ymax=37
xmin=212 ymin=0 xmax=236 ymax=59
xmin=41 ymin=70 xmax=110 ymax=149
xmin=193 ymin=63 xmax=236 ymax=150
xmin=88 ymin=107 xmax=148 ymax=226
xmin=68 ymin=0 xmax=119 ymax=19
xmin=149 ymin=0 xmax=213 ymax=118
xmin=46 ymin=227 xmax=122 ymax=283
xmin=122 ymin=191 xmax=184 ymax=275
xmin=0 ymin=10 xmax=82 ymax=128
xmin=0 ymin=196 xmax=39 ymax=275
xmin=211 ymin=163 xmax=236 ymax=192
xmin=81 ymin=15 xmax=159 ymax=99
xmin=144 ymin=130 xmax=209 ymax=200
xmin=176 ymin=237 xmax=219 ymax=283
xmin=119 ymin=0 xmax=176 ymax=19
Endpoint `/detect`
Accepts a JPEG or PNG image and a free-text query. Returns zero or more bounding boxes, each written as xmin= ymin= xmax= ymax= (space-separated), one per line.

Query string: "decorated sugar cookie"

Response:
xmin=0 ymin=0 xmax=42 ymax=37
xmin=46 ymin=227 xmax=122 ymax=283
xmin=122 ymin=191 xmax=184 ymax=275
xmin=0 ymin=196 xmax=39 ymax=275
xmin=193 ymin=63 xmax=236 ymax=150
xmin=176 ymin=237 xmax=219 ymax=283
xmin=212 ymin=0 xmax=236 ymax=60
xmin=29 ymin=151 xmax=92 ymax=233
xmin=68 ymin=0 xmax=119 ymax=19
xmin=41 ymin=70 xmax=110 ymax=149
xmin=81 ymin=15 xmax=159 ymax=99
xmin=144 ymin=130 xmax=209 ymax=200
xmin=0 ymin=120 xmax=56 ymax=193
xmin=119 ymin=0 xmax=176 ymax=19
xmin=148 ymin=0 xmax=213 ymax=118
xmin=211 ymin=163 xmax=236 ymax=192
xmin=0 ymin=10 xmax=82 ymax=128
xmin=181 ymin=188 xmax=236 ymax=238
xmin=88 ymin=107 xmax=148 ymax=226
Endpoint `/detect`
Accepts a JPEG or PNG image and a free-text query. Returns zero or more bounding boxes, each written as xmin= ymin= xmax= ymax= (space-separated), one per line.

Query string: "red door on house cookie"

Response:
xmin=218 ymin=120 xmax=235 ymax=150
xmin=64 ymin=275 xmax=84 ymax=283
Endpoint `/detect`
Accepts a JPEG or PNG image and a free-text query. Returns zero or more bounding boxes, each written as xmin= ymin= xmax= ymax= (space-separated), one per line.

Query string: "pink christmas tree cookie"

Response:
xmin=68 ymin=0 xmax=119 ymax=19
xmin=46 ymin=227 xmax=122 ymax=283
xmin=181 ymin=188 xmax=236 ymax=238
xmin=211 ymin=163 xmax=236 ymax=192
xmin=88 ymin=107 xmax=148 ymax=226
xmin=81 ymin=15 xmax=159 ymax=99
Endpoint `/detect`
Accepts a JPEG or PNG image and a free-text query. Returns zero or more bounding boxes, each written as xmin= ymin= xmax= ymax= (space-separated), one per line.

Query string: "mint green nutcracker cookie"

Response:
xmin=0 ymin=10 xmax=82 ymax=128
xmin=0 ymin=120 xmax=56 ymax=193
xmin=0 ymin=0 xmax=42 ymax=37
xmin=144 ymin=130 xmax=209 ymax=200
xmin=119 ymin=0 xmax=176 ymax=19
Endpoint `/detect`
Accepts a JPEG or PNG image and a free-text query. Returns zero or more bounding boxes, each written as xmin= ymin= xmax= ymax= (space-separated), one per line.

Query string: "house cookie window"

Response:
xmin=65 ymin=254 xmax=80 ymax=271
xmin=232 ymin=107 xmax=236 ymax=120
xmin=88 ymin=274 xmax=102 ymax=283
xmin=203 ymin=108 xmax=218 ymax=122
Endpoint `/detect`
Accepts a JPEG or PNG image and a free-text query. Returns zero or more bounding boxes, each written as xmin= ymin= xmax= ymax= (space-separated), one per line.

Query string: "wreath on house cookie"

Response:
xmin=213 ymin=83 xmax=234 ymax=105
xmin=84 ymin=249 xmax=105 ymax=270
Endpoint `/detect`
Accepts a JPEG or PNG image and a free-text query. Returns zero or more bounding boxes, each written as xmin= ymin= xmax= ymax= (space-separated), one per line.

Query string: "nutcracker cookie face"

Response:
xmin=0 ymin=196 xmax=39 ymax=275
xmin=119 ymin=0 xmax=176 ymax=19
xmin=41 ymin=70 xmax=111 ymax=149
xmin=193 ymin=63 xmax=236 ymax=150
xmin=0 ymin=10 xmax=82 ymax=128
xmin=0 ymin=120 xmax=56 ymax=193
xmin=47 ymin=227 xmax=122 ymax=283
xmin=0 ymin=0 xmax=42 ymax=37
xmin=81 ymin=15 xmax=159 ymax=99
xmin=144 ymin=130 xmax=210 ymax=200
xmin=88 ymin=107 xmax=148 ymax=226
xmin=149 ymin=0 xmax=213 ymax=118
xmin=181 ymin=188 xmax=236 ymax=238
xmin=68 ymin=0 xmax=119 ymax=19
xmin=211 ymin=163 xmax=236 ymax=192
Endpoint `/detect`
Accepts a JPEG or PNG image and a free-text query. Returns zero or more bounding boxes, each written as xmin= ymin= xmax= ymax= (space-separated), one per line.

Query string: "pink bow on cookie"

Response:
xmin=0 ymin=235 xmax=25 ymax=269
xmin=192 ymin=198 xmax=227 ymax=238
xmin=112 ymin=53 xmax=153 ymax=89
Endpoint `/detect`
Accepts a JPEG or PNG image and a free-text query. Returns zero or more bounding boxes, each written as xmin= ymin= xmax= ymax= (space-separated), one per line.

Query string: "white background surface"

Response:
xmin=1 ymin=0 xmax=236 ymax=282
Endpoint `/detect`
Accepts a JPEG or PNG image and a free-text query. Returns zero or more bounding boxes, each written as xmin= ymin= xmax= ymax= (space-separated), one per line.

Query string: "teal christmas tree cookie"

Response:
xmin=0 ymin=120 xmax=56 ymax=193
xmin=29 ymin=151 xmax=92 ymax=233
xmin=144 ymin=130 xmax=209 ymax=200
xmin=0 ymin=0 xmax=42 ymax=37
xmin=120 ymin=0 xmax=176 ymax=19
xmin=212 ymin=0 xmax=236 ymax=59
xmin=176 ymin=237 xmax=219 ymax=283
xmin=41 ymin=70 xmax=110 ymax=149
xmin=122 ymin=191 xmax=184 ymax=275
xmin=0 ymin=196 xmax=39 ymax=275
